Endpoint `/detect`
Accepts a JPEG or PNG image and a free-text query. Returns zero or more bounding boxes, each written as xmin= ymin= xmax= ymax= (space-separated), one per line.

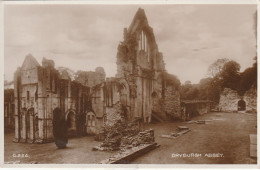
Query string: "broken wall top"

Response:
xmin=126 ymin=8 xmax=157 ymax=50
xmin=21 ymin=54 xmax=40 ymax=70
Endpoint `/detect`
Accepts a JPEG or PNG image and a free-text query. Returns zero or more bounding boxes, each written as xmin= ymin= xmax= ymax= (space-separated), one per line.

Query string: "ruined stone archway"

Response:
xmin=86 ymin=111 xmax=96 ymax=135
xmin=238 ymin=100 xmax=246 ymax=111
xmin=66 ymin=110 xmax=77 ymax=137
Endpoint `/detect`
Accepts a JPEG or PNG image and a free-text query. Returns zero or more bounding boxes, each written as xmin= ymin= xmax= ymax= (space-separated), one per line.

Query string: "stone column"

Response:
xmin=29 ymin=114 xmax=34 ymax=143
xmin=36 ymin=68 xmax=45 ymax=143
xmin=20 ymin=114 xmax=26 ymax=143
xmin=13 ymin=70 xmax=20 ymax=142
xmin=13 ymin=103 xmax=20 ymax=142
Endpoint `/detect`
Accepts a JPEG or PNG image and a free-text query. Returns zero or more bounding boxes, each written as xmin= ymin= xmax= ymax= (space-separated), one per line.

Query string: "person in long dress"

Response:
xmin=53 ymin=108 xmax=68 ymax=149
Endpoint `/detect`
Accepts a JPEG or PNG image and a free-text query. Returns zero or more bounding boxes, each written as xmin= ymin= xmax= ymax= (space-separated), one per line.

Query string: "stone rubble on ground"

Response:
xmin=186 ymin=120 xmax=209 ymax=124
xmin=161 ymin=126 xmax=190 ymax=139
xmin=93 ymin=119 xmax=155 ymax=151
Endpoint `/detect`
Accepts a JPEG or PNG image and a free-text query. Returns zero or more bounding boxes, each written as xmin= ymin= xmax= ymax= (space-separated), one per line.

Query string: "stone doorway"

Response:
xmin=238 ymin=100 xmax=246 ymax=111
xmin=86 ymin=111 xmax=96 ymax=135
xmin=66 ymin=111 xmax=76 ymax=137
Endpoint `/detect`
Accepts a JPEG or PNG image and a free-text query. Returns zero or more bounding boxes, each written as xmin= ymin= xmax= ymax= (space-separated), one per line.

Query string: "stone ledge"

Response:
xmin=100 ymin=142 xmax=160 ymax=164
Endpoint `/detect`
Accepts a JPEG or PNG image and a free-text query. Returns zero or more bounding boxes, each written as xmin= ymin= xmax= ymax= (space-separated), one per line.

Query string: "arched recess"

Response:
xmin=151 ymin=91 xmax=160 ymax=112
xmin=118 ymin=79 xmax=131 ymax=120
xmin=238 ymin=99 xmax=246 ymax=111
xmin=85 ymin=111 xmax=96 ymax=135
xmin=118 ymin=80 xmax=129 ymax=106
xmin=66 ymin=109 xmax=77 ymax=137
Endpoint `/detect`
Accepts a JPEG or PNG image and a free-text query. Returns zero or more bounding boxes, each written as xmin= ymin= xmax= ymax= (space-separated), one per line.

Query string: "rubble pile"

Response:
xmin=93 ymin=120 xmax=155 ymax=151
xmin=121 ymin=129 xmax=155 ymax=148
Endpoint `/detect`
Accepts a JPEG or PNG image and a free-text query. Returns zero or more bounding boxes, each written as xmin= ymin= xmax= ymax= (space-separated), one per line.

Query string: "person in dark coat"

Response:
xmin=53 ymin=108 xmax=68 ymax=149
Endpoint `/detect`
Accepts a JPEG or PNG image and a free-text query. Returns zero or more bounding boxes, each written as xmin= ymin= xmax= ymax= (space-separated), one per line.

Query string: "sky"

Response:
xmin=4 ymin=4 xmax=257 ymax=84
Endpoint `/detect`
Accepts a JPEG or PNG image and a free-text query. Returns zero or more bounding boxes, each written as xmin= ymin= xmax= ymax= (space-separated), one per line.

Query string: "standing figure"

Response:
xmin=53 ymin=108 xmax=68 ymax=149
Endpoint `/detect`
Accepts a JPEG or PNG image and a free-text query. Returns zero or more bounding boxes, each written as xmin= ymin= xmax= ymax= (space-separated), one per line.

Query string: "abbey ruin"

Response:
xmin=9 ymin=8 xmax=257 ymax=145
xmin=12 ymin=8 xmax=182 ymax=143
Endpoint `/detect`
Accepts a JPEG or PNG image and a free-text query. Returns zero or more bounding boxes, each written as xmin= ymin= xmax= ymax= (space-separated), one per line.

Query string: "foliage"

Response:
xmin=238 ymin=56 xmax=257 ymax=94
xmin=164 ymin=72 xmax=181 ymax=90
xmin=207 ymin=58 xmax=230 ymax=78
xmin=220 ymin=60 xmax=241 ymax=91
xmin=181 ymin=57 xmax=257 ymax=102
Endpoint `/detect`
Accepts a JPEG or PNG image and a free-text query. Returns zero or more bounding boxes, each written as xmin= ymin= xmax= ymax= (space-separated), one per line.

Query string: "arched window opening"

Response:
xmin=67 ymin=111 xmax=76 ymax=129
xmin=138 ymin=30 xmax=150 ymax=62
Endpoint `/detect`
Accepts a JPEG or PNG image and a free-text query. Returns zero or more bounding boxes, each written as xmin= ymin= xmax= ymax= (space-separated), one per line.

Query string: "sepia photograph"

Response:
xmin=2 ymin=1 xmax=258 ymax=167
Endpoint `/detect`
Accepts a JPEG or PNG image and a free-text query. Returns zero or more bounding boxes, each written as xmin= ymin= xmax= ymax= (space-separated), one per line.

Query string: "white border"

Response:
xmin=0 ymin=0 xmax=259 ymax=169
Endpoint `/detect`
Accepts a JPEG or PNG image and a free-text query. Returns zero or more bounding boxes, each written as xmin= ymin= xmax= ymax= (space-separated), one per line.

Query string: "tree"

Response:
xmin=220 ymin=60 xmax=241 ymax=90
xmin=184 ymin=80 xmax=191 ymax=85
xmin=198 ymin=78 xmax=212 ymax=100
xmin=207 ymin=58 xmax=230 ymax=78
xmin=165 ymin=73 xmax=181 ymax=90
xmin=238 ymin=56 xmax=257 ymax=94
xmin=205 ymin=59 xmax=231 ymax=102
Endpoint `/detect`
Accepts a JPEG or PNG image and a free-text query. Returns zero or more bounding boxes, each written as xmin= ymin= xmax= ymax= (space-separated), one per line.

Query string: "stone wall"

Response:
xmin=4 ymin=89 xmax=15 ymax=129
xmin=244 ymin=87 xmax=257 ymax=112
xmin=75 ymin=67 xmax=105 ymax=87
xmin=163 ymin=85 xmax=181 ymax=119
xmin=14 ymin=54 xmax=104 ymax=143
xmin=105 ymin=102 xmax=123 ymax=127
xmin=114 ymin=8 xmax=181 ymax=123
xmin=219 ymin=87 xmax=257 ymax=112
xmin=219 ymin=88 xmax=239 ymax=112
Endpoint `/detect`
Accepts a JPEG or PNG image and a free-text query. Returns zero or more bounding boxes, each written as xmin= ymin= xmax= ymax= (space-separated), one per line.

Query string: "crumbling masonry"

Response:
xmin=13 ymin=8 xmax=181 ymax=143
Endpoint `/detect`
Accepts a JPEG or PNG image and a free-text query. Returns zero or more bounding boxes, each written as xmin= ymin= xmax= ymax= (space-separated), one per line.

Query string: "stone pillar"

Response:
xmin=13 ymin=115 xmax=19 ymax=142
xmin=29 ymin=115 xmax=34 ymax=143
xmin=20 ymin=114 xmax=26 ymax=143
xmin=46 ymin=95 xmax=53 ymax=142
xmin=36 ymin=68 xmax=45 ymax=143
xmin=13 ymin=70 xmax=20 ymax=142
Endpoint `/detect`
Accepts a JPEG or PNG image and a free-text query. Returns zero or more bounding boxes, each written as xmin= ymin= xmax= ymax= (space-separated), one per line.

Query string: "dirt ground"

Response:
xmin=133 ymin=112 xmax=257 ymax=164
xmin=4 ymin=133 xmax=115 ymax=164
xmin=4 ymin=112 xmax=257 ymax=164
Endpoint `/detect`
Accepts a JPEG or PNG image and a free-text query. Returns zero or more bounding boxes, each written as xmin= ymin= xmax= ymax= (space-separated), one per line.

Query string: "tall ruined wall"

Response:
xmin=4 ymin=89 xmax=15 ymax=129
xmin=114 ymin=8 xmax=177 ymax=123
xmin=219 ymin=87 xmax=257 ymax=112
xmin=75 ymin=67 xmax=106 ymax=87
xmin=163 ymin=85 xmax=181 ymax=119
xmin=14 ymin=55 xmax=103 ymax=143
